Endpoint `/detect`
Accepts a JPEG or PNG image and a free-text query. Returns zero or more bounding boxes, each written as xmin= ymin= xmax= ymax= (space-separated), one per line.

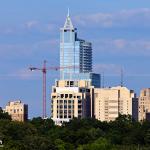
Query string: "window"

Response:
xmin=144 ymin=90 xmax=147 ymax=96
xmin=69 ymin=94 xmax=73 ymax=98
xmin=78 ymin=110 xmax=82 ymax=113
xmin=78 ymin=105 xmax=82 ymax=109
xmin=53 ymin=88 xmax=56 ymax=93
xmin=65 ymin=94 xmax=68 ymax=98
xmin=64 ymin=105 xmax=67 ymax=109
xmin=60 ymin=110 xmax=63 ymax=114
xmin=60 ymin=105 xmax=63 ymax=109
xmin=118 ymin=90 xmax=120 ymax=98
xmin=70 ymin=81 xmax=74 ymax=87
xmin=77 ymin=96 xmax=81 ymax=99
xmin=61 ymin=94 xmax=64 ymax=98
xmin=64 ymin=110 xmax=67 ymax=114
xmin=67 ymin=81 xmax=69 ymax=86
xmin=86 ymin=89 xmax=90 ymax=92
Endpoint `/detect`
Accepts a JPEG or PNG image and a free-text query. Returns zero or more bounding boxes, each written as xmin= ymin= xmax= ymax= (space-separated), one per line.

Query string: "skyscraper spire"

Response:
xmin=63 ymin=9 xmax=74 ymax=30
xmin=67 ymin=8 xmax=70 ymax=17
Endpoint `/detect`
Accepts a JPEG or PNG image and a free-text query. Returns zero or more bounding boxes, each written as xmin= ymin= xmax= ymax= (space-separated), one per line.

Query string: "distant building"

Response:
xmin=51 ymin=80 xmax=94 ymax=125
xmin=132 ymin=96 xmax=139 ymax=121
xmin=60 ymin=11 xmax=100 ymax=87
xmin=138 ymin=88 xmax=150 ymax=121
xmin=94 ymin=86 xmax=136 ymax=122
xmin=4 ymin=100 xmax=28 ymax=122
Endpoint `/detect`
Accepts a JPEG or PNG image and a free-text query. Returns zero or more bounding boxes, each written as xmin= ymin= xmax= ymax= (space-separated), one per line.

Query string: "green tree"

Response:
xmin=0 ymin=109 xmax=11 ymax=120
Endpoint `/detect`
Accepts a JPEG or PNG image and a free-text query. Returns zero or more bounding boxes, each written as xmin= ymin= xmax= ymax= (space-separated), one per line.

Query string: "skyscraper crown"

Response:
xmin=63 ymin=9 xmax=74 ymax=30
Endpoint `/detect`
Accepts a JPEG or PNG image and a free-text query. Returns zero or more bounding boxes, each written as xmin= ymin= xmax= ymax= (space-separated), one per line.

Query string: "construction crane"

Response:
xmin=29 ymin=60 xmax=76 ymax=119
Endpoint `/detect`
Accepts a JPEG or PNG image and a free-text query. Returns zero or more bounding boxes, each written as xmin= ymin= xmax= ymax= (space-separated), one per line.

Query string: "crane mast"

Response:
xmin=29 ymin=60 xmax=76 ymax=119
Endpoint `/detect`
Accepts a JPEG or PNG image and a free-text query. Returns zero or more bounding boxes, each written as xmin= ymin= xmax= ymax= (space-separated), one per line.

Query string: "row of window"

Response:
xmin=52 ymin=95 xmax=81 ymax=99
xmin=8 ymin=109 xmax=23 ymax=113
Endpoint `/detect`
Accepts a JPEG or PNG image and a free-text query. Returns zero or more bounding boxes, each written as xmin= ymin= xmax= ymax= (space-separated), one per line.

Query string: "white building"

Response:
xmin=51 ymin=80 xmax=94 ymax=125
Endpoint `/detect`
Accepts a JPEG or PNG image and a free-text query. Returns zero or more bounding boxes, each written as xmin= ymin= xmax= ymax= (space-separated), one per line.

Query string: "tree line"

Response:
xmin=0 ymin=110 xmax=150 ymax=150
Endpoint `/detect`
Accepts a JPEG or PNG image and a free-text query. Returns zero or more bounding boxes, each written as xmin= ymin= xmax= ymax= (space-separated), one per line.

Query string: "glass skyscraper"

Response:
xmin=60 ymin=12 xmax=100 ymax=87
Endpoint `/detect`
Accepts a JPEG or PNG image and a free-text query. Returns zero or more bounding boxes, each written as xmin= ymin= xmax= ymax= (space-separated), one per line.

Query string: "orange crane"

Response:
xmin=29 ymin=60 xmax=75 ymax=119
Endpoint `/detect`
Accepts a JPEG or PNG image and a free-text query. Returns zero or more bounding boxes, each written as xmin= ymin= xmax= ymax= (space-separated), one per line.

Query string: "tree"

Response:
xmin=0 ymin=109 xmax=11 ymax=120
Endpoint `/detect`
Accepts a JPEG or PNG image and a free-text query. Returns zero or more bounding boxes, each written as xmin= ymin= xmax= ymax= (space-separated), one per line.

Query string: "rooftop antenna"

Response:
xmin=120 ymin=68 xmax=124 ymax=87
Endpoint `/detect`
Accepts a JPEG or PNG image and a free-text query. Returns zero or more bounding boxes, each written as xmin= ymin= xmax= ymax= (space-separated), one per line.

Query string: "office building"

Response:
xmin=138 ymin=88 xmax=150 ymax=121
xmin=4 ymin=100 xmax=28 ymax=122
xmin=94 ymin=86 xmax=136 ymax=122
xmin=60 ymin=12 xmax=100 ymax=87
xmin=51 ymin=80 xmax=94 ymax=125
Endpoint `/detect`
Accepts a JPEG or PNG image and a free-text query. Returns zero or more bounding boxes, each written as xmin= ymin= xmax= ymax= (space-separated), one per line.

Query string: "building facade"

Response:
xmin=138 ymin=88 xmax=150 ymax=121
xmin=94 ymin=86 xmax=136 ymax=122
xmin=4 ymin=101 xmax=28 ymax=122
xmin=60 ymin=12 xmax=100 ymax=87
xmin=51 ymin=80 xmax=94 ymax=125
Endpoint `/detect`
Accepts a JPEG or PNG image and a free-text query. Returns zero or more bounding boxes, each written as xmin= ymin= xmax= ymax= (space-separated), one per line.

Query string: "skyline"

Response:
xmin=1 ymin=0 xmax=150 ymax=118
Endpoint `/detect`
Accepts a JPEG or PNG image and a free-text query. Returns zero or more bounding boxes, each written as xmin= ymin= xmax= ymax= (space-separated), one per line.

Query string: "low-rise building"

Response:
xmin=4 ymin=100 xmax=28 ymax=122
xmin=94 ymin=86 xmax=136 ymax=122
xmin=138 ymin=88 xmax=150 ymax=121
xmin=51 ymin=80 xmax=94 ymax=125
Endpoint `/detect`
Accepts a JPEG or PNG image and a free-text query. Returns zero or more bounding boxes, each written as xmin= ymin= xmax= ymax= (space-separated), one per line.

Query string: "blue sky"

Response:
xmin=0 ymin=0 xmax=150 ymax=118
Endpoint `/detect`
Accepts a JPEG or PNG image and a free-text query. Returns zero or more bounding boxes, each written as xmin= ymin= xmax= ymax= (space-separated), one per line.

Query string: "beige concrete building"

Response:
xmin=138 ymin=88 xmax=150 ymax=121
xmin=4 ymin=100 xmax=28 ymax=122
xmin=94 ymin=86 xmax=136 ymax=122
xmin=51 ymin=80 xmax=94 ymax=125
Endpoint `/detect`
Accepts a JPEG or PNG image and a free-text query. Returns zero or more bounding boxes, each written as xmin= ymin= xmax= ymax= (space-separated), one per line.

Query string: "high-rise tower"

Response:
xmin=60 ymin=12 xmax=100 ymax=87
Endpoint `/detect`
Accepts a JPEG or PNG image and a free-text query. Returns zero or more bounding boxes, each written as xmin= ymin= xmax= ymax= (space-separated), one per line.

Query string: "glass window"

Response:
xmin=65 ymin=94 xmax=68 ymax=98
xmin=78 ymin=105 xmax=82 ymax=109
xmin=78 ymin=110 xmax=82 ymax=113
xmin=61 ymin=94 xmax=64 ymax=98
xmin=78 ymin=100 xmax=82 ymax=104
xmin=64 ymin=105 xmax=67 ymax=109
xmin=64 ymin=110 xmax=67 ymax=114
xmin=69 ymin=94 xmax=73 ymax=98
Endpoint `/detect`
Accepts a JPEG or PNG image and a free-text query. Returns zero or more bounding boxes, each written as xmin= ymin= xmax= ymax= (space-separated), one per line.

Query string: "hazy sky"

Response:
xmin=0 ymin=0 xmax=150 ymax=118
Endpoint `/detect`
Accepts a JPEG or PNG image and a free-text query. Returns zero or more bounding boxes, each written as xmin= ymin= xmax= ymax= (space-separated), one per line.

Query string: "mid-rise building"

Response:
xmin=94 ymin=86 xmax=136 ymax=122
xmin=4 ymin=100 xmax=28 ymax=122
xmin=60 ymin=12 xmax=100 ymax=87
xmin=138 ymin=88 xmax=150 ymax=121
xmin=51 ymin=80 xmax=94 ymax=125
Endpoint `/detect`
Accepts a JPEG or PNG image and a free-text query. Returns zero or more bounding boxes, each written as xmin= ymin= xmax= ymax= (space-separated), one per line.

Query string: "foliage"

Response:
xmin=0 ymin=115 xmax=150 ymax=149
xmin=0 ymin=109 xmax=11 ymax=120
